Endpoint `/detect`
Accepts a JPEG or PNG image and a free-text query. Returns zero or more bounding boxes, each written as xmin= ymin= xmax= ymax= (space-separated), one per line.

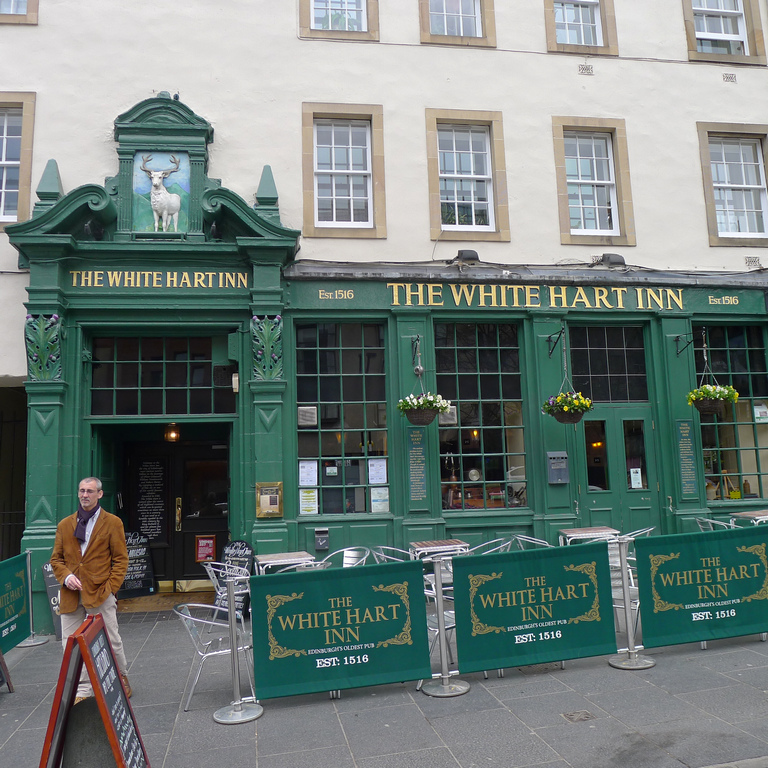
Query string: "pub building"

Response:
xmin=9 ymin=96 xmax=768 ymax=628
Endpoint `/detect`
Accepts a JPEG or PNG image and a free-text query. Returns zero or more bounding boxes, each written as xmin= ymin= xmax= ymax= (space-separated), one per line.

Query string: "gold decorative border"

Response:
xmin=565 ymin=562 xmax=601 ymax=623
xmin=738 ymin=542 xmax=768 ymax=602
xmin=266 ymin=592 xmax=307 ymax=659
xmin=648 ymin=552 xmax=682 ymax=613
xmin=374 ymin=581 xmax=413 ymax=647
xmin=468 ymin=572 xmax=506 ymax=636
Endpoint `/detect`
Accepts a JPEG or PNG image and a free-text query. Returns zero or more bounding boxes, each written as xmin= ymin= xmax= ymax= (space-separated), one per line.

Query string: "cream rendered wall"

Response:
xmin=1 ymin=0 xmax=767 ymax=382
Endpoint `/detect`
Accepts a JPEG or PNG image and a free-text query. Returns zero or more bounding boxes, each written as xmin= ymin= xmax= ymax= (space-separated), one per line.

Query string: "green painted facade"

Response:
xmin=9 ymin=95 xmax=768 ymax=631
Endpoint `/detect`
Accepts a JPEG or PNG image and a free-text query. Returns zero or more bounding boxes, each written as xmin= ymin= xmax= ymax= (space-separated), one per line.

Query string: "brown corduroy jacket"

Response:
xmin=50 ymin=509 xmax=128 ymax=612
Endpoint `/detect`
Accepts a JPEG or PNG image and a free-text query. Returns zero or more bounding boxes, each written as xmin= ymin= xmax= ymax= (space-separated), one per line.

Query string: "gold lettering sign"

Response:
xmin=69 ymin=271 xmax=248 ymax=289
xmin=386 ymin=283 xmax=685 ymax=311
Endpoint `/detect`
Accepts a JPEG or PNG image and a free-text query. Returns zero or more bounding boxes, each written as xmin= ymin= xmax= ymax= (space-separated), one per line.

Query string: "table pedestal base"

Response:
xmin=421 ymin=678 xmax=470 ymax=697
xmin=214 ymin=699 xmax=263 ymax=724
xmin=608 ymin=653 xmax=656 ymax=670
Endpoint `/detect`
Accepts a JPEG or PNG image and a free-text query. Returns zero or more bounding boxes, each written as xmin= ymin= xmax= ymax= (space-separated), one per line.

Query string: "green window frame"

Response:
xmin=295 ymin=322 xmax=388 ymax=515
xmin=570 ymin=325 xmax=648 ymax=402
xmin=695 ymin=325 xmax=768 ymax=500
xmin=435 ymin=322 xmax=526 ymax=510
xmin=90 ymin=336 xmax=236 ymax=416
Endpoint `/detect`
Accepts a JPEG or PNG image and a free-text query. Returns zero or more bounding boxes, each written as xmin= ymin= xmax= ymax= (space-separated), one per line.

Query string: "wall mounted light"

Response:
xmin=164 ymin=423 xmax=180 ymax=442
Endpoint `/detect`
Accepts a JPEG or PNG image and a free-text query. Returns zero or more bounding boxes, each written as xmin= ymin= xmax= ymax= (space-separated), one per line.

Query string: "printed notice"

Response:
xmin=300 ymin=488 xmax=319 ymax=515
xmin=368 ymin=458 xmax=387 ymax=485
xmin=299 ymin=460 xmax=318 ymax=487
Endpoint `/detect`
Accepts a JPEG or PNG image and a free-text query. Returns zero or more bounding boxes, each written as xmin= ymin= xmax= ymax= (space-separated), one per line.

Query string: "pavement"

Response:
xmin=4 ymin=609 xmax=768 ymax=768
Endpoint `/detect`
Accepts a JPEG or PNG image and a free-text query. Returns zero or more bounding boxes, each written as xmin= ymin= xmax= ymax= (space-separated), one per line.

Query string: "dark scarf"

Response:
xmin=75 ymin=503 xmax=100 ymax=543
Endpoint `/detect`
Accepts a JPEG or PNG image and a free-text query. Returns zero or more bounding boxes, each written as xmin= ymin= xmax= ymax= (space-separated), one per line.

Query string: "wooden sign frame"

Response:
xmin=39 ymin=614 xmax=150 ymax=768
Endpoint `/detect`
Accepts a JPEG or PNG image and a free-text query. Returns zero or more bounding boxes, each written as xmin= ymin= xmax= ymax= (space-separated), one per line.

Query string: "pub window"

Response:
xmin=570 ymin=325 xmax=648 ymax=402
xmin=435 ymin=322 xmax=526 ymax=509
xmin=296 ymin=322 xmax=387 ymax=515
xmin=90 ymin=336 xmax=236 ymax=416
xmin=695 ymin=325 xmax=768 ymax=500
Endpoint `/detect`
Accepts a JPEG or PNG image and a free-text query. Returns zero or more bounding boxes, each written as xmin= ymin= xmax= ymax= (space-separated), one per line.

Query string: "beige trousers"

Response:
xmin=60 ymin=592 xmax=127 ymax=698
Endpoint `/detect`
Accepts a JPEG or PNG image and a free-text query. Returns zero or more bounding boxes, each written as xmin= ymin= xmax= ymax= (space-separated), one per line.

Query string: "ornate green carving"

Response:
xmin=252 ymin=314 xmax=283 ymax=381
xmin=25 ymin=314 xmax=62 ymax=381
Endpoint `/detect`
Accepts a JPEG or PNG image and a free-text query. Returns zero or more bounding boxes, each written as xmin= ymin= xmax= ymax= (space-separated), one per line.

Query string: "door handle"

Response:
xmin=175 ymin=497 xmax=182 ymax=531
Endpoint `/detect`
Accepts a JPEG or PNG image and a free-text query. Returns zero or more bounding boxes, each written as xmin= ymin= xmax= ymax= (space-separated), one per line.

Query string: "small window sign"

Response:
xmin=754 ymin=402 xmax=768 ymax=423
xmin=195 ymin=535 xmax=216 ymax=563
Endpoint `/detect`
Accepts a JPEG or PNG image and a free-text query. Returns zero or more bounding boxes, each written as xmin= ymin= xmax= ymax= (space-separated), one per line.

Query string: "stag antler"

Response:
xmin=163 ymin=155 xmax=181 ymax=177
xmin=140 ymin=154 xmax=154 ymax=175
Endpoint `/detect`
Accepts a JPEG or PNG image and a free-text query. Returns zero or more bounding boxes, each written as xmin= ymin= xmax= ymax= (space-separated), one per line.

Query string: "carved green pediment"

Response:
xmin=6 ymin=92 xmax=300 ymax=266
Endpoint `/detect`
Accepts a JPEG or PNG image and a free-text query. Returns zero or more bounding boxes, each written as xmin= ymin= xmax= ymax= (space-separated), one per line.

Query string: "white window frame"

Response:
xmin=554 ymin=1 xmax=603 ymax=46
xmin=564 ymin=131 xmax=619 ymax=236
xmin=709 ymin=136 xmax=768 ymax=237
xmin=313 ymin=118 xmax=373 ymax=229
xmin=0 ymin=108 xmax=22 ymax=223
xmin=429 ymin=0 xmax=482 ymax=38
xmin=437 ymin=124 xmax=495 ymax=232
xmin=693 ymin=0 xmax=748 ymax=56
xmin=310 ymin=0 xmax=367 ymax=32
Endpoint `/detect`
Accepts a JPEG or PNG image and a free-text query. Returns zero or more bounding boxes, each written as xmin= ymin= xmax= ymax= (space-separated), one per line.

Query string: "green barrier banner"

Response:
xmin=451 ymin=542 xmax=616 ymax=673
xmin=635 ymin=526 xmax=768 ymax=647
xmin=250 ymin=561 xmax=431 ymax=699
xmin=0 ymin=553 xmax=30 ymax=653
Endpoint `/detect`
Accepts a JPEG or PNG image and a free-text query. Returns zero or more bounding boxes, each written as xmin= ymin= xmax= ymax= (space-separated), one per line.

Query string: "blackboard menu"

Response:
xmin=40 ymin=615 xmax=150 ymax=768
xmin=213 ymin=540 xmax=254 ymax=617
xmin=136 ymin=458 xmax=167 ymax=543
xmin=117 ymin=532 xmax=156 ymax=600
xmin=41 ymin=562 xmax=63 ymax=641
xmin=89 ymin=627 xmax=147 ymax=768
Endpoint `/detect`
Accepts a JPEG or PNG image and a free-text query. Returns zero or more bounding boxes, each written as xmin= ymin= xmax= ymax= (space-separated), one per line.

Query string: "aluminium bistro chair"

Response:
xmin=371 ymin=545 xmax=414 ymax=564
xmin=201 ymin=560 xmax=251 ymax=635
xmin=173 ymin=603 xmax=255 ymax=712
xmin=316 ymin=546 xmax=371 ymax=568
xmin=510 ymin=535 xmax=554 ymax=550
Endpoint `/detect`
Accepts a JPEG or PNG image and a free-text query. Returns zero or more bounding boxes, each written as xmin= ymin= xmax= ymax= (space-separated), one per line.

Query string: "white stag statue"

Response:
xmin=140 ymin=154 xmax=182 ymax=232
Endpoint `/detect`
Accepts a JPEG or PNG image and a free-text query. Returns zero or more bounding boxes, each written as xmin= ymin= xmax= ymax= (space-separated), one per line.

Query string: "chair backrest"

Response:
xmin=710 ymin=518 xmax=736 ymax=529
xmin=460 ymin=537 xmax=514 ymax=556
xmin=319 ymin=546 xmax=371 ymax=568
xmin=173 ymin=604 xmax=226 ymax=652
xmin=511 ymin=535 xmax=554 ymax=550
xmin=695 ymin=517 xmax=714 ymax=531
xmin=625 ymin=526 xmax=655 ymax=538
xmin=371 ymin=545 xmax=413 ymax=563
xmin=202 ymin=561 xmax=251 ymax=594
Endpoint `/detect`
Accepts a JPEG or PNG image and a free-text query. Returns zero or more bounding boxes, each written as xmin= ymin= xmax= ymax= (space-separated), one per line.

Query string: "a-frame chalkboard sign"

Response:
xmin=39 ymin=614 xmax=150 ymax=768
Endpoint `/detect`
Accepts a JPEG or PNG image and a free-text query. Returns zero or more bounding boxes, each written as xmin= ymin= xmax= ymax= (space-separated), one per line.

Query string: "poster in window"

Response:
xmin=195 ymin=535 xmax=216 ymax=563
xmin=368 ymin=457 xmax=387 ymax=485
xmin=371 ymin=487 xmax=390 ymax=513
xmin=299 ymin=460 xmax=318 ymax=486
xmin=299 ymin=488 xmax=319 ymax=515
xmin=256 ymin=482 xmax=283 ymax=518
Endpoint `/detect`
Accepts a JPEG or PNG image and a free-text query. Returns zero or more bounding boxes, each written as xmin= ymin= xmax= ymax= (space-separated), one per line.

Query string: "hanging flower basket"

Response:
xmin=405 ymin=409 xmax=438 ymax=425
xmin=541 ymin=391 xmax=593 ymax=424
xmin=553 ymin=410 xmax=584 ymax=424
xmin=397 ymin=392 xmax=451 ymax=426
xmin=692 ymin=399 xmax=726 ymax=417
xmin=687 ymin=384 xmax=737 ymax=419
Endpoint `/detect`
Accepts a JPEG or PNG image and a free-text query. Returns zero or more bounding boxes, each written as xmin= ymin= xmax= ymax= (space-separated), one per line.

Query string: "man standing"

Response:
xmin=50 ymin=477 xmax=131 ymax=702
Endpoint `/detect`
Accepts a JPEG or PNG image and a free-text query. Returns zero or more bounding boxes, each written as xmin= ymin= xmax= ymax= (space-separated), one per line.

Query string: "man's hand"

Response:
xmin=65 ymin=574 xmax=83 ymax=591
